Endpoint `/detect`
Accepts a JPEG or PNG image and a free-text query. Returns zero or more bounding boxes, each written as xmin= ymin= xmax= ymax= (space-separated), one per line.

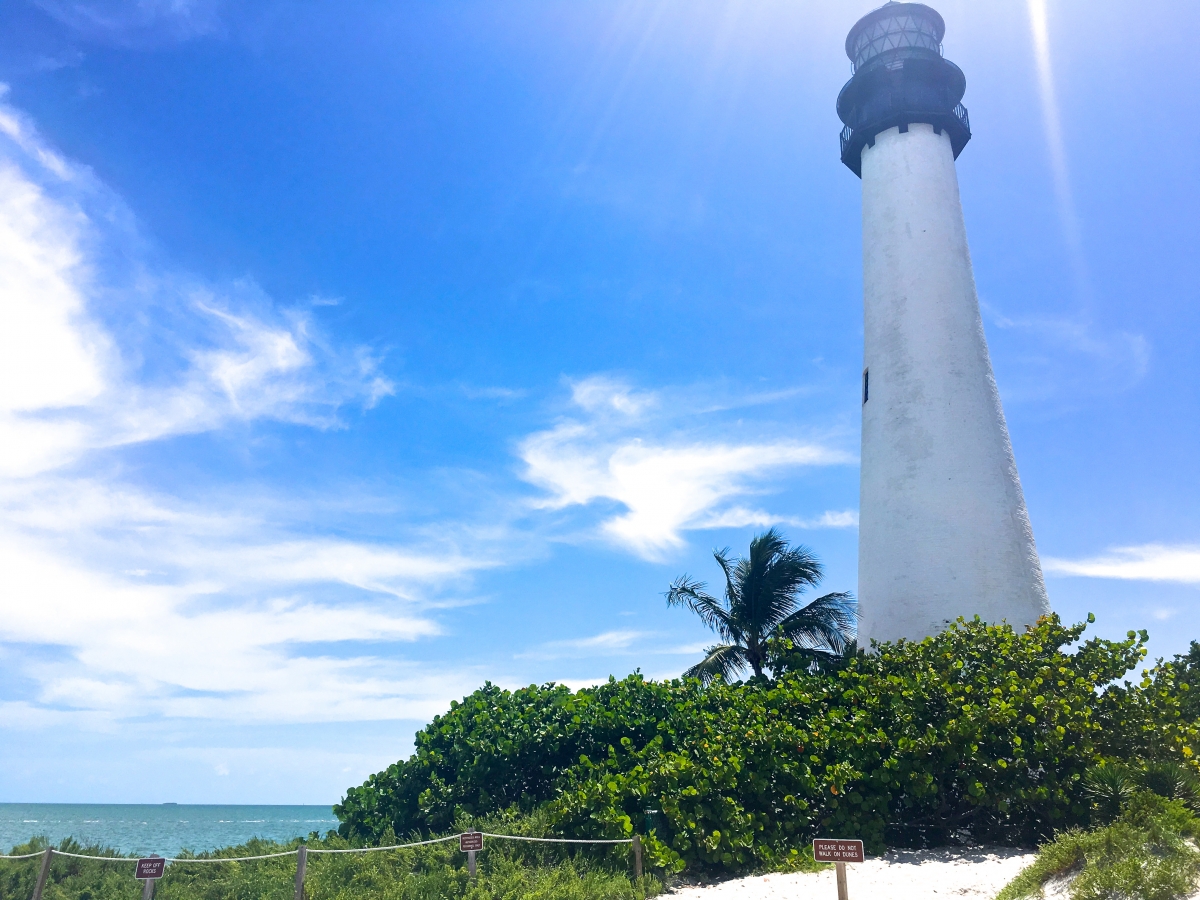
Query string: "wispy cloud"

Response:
xmin=0 ymin=91 xmax=481 ymax=729
xmin=516 ymin=629 xmax=649 ymax=660
xmin=0 ymin=95 xmax=393 ymax=478
xmin=691 ymin=507 xmax=858 ymax=531
xmin=983 ymin=303 xmax=1150 ymax=402
xmin=31 ymin=0 xmax=225 ymax=46
xmin=1043 ymin=544 xmax=1200 ymax=584
xmin=519 ymin=376 xmax=854 ymax=558
xmin=0 ymin=525 xmax=468 ymax=725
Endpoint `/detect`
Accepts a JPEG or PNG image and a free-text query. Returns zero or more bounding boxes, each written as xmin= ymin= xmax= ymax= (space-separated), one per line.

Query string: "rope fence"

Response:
xmin=2 ymin=830 xmax=645 ymax=900
xmin=479 ymin=833 xmax=632 ymax=844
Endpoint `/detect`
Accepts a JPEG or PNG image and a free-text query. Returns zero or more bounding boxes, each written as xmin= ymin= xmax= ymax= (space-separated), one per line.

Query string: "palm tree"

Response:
xmin=665 ymin=527 xmax=856 ymax=684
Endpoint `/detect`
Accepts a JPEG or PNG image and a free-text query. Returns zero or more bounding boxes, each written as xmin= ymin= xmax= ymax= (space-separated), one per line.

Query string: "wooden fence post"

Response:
xmin=293 ymin=846 xmax=308 ymax=900
xmin=632 ymin=835 xmax=642 ymax=880
xmin=31 ymin=849 xmax=52 ymax=900
xmin=140 ymin=875 xmax=155 ymax=900
xmin=835 ymin=860 xmax=849 ymax=900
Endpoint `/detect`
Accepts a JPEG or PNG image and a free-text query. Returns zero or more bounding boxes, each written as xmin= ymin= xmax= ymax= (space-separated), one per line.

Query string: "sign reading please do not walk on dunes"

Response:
xmin=813 ymin=839 xmax=864 ymax=900
xmin=812 ymin=838 xmax=864 ymax=863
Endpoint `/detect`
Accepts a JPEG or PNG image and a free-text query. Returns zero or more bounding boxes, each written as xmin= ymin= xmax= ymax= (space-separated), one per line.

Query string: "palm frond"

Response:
xmin=665 ymin=576 xmax=735 ymax=642
xmin=777 ymin=591 xmax=858 ymax=655
xmin=737 ymin=530 xmax=827 ymax=635
xmin=712 ymin=547 xmax=741 ymax=609
xmin=683 ymin=644 xmax=748 ymax=685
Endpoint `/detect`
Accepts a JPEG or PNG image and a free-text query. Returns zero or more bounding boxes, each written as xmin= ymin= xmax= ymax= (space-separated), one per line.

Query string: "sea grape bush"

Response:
xmin=335 ymin=677 xmax=681 ymax=838
xmin=337 ymin=616 xmax=1200 ymax=873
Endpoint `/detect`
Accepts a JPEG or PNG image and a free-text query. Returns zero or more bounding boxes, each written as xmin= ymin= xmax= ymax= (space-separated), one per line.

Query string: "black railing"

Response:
xmin=952 ymin=103 xmax=969 ymax=134
xmin=838 ymin=102 xmax=971 ymax=178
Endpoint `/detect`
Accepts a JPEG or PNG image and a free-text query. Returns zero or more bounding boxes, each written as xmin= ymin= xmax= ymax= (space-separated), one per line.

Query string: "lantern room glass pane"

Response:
xmin=850 ymin=10 xmax=943 ymax=72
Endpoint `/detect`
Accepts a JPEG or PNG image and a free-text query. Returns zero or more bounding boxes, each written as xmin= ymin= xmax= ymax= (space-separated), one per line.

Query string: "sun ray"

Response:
xmin=1027 ymin=0 xmax=1089 ymax=297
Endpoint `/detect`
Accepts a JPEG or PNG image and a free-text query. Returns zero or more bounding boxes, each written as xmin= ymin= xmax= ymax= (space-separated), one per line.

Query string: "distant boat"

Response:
xmin=162 ymin=803 xmax=179 ymax=806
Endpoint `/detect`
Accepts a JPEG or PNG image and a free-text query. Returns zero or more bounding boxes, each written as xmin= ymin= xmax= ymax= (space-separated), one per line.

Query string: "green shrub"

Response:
xmin=1084 ymin=759 xmax=1200 ymax=826
xmin=1082 ymin=761 xmax=1138 ymax=825
xmin=338 ymin=616 xmax=1200 ymax=873
xmin=335 ymin=678 xmax=688 ymax=840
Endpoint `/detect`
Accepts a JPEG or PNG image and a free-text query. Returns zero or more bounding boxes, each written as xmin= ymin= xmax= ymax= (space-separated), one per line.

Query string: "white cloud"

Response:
xmin=0 ymin=92 xmax=471 ymax=730
xmin=984 ymin=303 xmax=1150 ymax=403
xmin=691 ymin=507 xmax=858 ymax=531
xmin=32 ymin=0 xmax=224 ymax=45
xmin=0 ymin=95 xmax=394 ymax=478
xmin=517 ymin=629 xmax=649 ymax=660
xmin=570 ymin=376 xmax=656 ymax=416
xmin=663 ymin=641 xmax=711 ymax=656
xmin=520 ymin=376 xmax=853 ymax=558
xmin=1043 ymin=544 xmax=1200 ymax=584
xmin=0 ymin=515 xmax=491 ymax=725
xmin=0 ymin=158 xmax=104 ymax=413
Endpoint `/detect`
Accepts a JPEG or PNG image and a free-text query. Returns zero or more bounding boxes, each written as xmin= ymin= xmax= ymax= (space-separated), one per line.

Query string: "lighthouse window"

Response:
xmin=862 ymin=369 xmax=869 ymax=404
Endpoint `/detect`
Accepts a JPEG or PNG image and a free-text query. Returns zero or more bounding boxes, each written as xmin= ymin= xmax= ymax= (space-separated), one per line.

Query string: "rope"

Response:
xmin=481 ymin=833 xmax=632 ymax=844
xmin=38 ymin=851 xmax=135 ymax=862
xmin=2 ymin=833 xmax=633 ymax=863
xmin=307 ymin=835 xmax=460 ymax=854
xmin=164 ymin=851 xmax=300 ymax=863
xmin=47 ymin=849 xmax=300 ymax=863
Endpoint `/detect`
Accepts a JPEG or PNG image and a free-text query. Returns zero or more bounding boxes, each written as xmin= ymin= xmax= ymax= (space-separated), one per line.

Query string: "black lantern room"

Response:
xmin=836 ymin=2 xmax=971 ymax=177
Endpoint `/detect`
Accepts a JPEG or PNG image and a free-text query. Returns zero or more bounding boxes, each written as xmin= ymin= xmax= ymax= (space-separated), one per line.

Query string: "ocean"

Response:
xmin=0 ymin=804 xmax=338 ymax=857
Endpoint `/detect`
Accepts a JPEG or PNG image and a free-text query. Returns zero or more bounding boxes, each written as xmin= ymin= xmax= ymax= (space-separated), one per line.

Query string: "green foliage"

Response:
xmin=1170 ymin=641 xmax=1200 ymax=722
xmin=0 ymin=811 xmax=658 ymax=900
xmin=339 ymin=616 xmax=1200 ymax=875
xmin=1082 ymin=760 xmax=1200 ymax=826
xmin=336 ymin=677 xmax=679 ymax=839
xmin=1139 ymin=760 xmax=1200 ymax=809
xmin=996 ymin=793 xmax=1200 ymax=900
xmin=0 ymin=839 xmax=132 ymax=900
xmin=1082 ymin=761 xmax=1138 ymax=825
xmin=551 ymin=616 xmax=1193 ymax=870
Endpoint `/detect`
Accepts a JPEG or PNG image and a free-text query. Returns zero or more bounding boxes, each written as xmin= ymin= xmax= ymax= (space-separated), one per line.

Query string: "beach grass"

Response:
xmin=995 ymin=793 xmax=1200 ymax=900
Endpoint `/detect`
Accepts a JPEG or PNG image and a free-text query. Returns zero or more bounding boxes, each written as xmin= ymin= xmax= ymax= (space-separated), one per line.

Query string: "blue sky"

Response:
xmin=0 ymin=0 xmax=1196 ymax=806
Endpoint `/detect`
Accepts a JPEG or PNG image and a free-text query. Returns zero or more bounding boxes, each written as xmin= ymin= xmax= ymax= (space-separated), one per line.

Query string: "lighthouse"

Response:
xmin=837 ymin=2 xmax=1050 ymax=644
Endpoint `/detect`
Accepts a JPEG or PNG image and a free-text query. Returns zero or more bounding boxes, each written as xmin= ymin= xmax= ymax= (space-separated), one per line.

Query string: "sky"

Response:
xmin=0 ymin=0 xmax=1196 ymax=806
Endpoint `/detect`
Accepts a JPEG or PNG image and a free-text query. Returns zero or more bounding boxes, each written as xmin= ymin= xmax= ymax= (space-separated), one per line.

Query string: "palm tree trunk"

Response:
xmin=748 ymin=641 xmax=764 ymax=679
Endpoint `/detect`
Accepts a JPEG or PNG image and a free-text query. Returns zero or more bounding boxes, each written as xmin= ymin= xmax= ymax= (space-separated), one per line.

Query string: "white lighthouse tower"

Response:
xmin=837 ymin=2 xmax=1050 ymax=644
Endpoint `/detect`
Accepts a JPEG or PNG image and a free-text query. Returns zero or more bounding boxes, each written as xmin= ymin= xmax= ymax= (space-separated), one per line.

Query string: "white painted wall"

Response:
xmin=857 ymin=123 xmax=1050 ymax=645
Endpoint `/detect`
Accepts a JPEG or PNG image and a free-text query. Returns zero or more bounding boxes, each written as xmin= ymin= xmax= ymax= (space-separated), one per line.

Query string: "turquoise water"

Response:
xmin=0 ymin=804 xmax=338 ymax=857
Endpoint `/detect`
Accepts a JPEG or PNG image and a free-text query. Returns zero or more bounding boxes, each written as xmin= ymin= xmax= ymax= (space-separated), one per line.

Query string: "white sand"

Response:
xmin=664 ymin=847 xmax=1037 ymax=900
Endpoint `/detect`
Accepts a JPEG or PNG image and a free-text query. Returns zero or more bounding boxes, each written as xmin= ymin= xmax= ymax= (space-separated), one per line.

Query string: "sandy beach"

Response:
xmin=665 ymin=847 xmax=1038 ymax=899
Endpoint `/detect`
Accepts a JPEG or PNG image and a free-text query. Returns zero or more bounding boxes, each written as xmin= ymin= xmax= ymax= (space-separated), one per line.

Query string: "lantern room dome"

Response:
xmin=845 ymin=2 xmax=945 ymax=74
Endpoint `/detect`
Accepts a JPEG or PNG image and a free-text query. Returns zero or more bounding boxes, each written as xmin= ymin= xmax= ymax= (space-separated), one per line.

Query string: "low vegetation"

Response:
xmin=0 ymin=810 xmax=659 ymax=900
xmin=997 ymin=792 xmax=1200 ymax=900
xmin=338 ymin=615 xmax=1200 ymax=874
